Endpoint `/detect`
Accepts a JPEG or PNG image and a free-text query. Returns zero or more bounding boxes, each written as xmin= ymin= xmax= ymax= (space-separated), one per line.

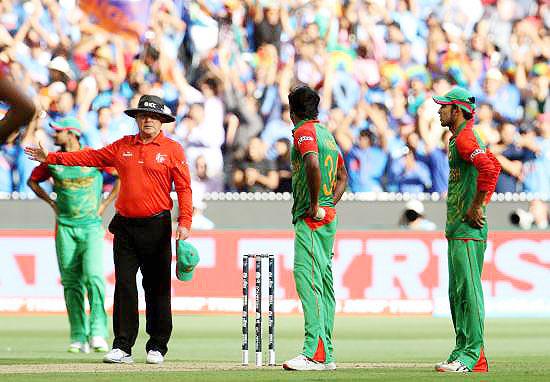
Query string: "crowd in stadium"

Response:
xmin=0 ymin=0 xmax=548 ymax=202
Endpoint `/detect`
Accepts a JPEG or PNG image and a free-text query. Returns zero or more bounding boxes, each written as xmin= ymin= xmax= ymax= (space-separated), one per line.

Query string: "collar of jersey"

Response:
xmin=132 ymin=131 xmax=166 ymax=146
xmin=452 ymin=120 xmax=471 ymax=138
xmin=292 ymin=119 xmax=319 ymax=131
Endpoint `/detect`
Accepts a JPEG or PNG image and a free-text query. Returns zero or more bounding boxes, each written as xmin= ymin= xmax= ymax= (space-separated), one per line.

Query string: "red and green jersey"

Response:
xmin=31 ymin=161 xmax=104 ymax=227
xmin=446 ymin=120 xmax=501 ymax=240
xmin=291 ymin=120 xmax=343 ymax=223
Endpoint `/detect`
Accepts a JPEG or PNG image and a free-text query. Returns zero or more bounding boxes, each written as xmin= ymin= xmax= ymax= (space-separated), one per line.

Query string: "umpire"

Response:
xmin=25 ymin=95 xmax=193 ymax=365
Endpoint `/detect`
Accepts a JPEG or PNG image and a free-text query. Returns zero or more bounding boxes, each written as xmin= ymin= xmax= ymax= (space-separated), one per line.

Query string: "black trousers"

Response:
xmin=108 ymin=211 xmax=172 ymax=355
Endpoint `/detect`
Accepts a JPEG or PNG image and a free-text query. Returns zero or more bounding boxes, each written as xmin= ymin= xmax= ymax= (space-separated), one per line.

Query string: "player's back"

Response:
xmin=315 ymin=123 xmax=339 ymax=204
xmin=291 ymin=121 xmax=339 ymax=222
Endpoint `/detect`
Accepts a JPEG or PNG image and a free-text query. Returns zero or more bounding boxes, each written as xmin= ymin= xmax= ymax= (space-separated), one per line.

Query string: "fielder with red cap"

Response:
xmin=433 ymin=87 xmax=501 ymax=373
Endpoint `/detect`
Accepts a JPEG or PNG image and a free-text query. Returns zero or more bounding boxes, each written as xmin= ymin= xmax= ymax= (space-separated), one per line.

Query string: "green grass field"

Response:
xmin=0 ymin=314 xmax=549 ymax=381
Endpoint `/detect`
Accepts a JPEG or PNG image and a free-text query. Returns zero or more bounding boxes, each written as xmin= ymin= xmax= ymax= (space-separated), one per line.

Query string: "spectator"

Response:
xmin=342 ymin=129 xmax=388 ymax=193
xmin=493 ymin=122 xmax=537 ymax=193
xmin=476 ymin=68 xmax=521 ymax=122
xmin=177 ymin=102 xmax=224 ymax=180
xmin=261 ymin=104 xmax=293 ymax=160
xmin=388 ymin=146 xmax=433 ymax=193
xmin=524 ymin=74 xmax=549 ymax=123
xmin=523 ymin=113 xmax=550 ymax=199
xmin=253 ymin=2 xmax=289 ymax=51
xmin=399 ymin=199 xmax=437 ymax=231
xmin=190 ymin=158 xmax=216 ymax=230
xmin=475 ymin=103 xmax=500 ymax=146
xmin=422 ymin=130 xmax=452 ymax=194
xmin=191 ymin=154 xmax=223 ymax=193
xmin=273 ymin=138 xmax=291 ymax=193
xmin=232 ymin=137 xmax=278 ymax=192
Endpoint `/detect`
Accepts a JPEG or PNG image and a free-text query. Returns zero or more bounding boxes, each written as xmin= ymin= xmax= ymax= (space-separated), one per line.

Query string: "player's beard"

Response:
xmin=439 ymin=113 xmax=452 ymax=128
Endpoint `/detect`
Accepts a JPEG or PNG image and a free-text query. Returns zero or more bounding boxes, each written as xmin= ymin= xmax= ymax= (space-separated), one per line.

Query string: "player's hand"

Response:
xmin=305 ymin=203 xmax=318 ymax=219
xmin=24 ymin=141 xmax=49 ymax=162
xmin=97 ymin=203 xmax=106 ymax=216
xmin=464 ymin=205 xmax=485 ymax=229
xmin=175 ymin=225 xmax=190 ymax=240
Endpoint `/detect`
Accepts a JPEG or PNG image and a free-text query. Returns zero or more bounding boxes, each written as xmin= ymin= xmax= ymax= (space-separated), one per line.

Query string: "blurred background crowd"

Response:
xmin=0 ymin=0 xmax=549 ymax=227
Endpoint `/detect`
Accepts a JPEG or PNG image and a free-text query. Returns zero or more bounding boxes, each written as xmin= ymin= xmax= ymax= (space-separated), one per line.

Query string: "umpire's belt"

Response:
xmin=116 ymin=210 xmax=170 ymax=225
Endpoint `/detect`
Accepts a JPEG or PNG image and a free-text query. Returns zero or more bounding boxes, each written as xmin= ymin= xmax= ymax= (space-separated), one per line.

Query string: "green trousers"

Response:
xmin=293 ymin=217 xmax=337 ymax=363
xmin=447 ymin=239 xmax=487 ymax=370
xmin=55 ymin=223 xmax=108 ymax=343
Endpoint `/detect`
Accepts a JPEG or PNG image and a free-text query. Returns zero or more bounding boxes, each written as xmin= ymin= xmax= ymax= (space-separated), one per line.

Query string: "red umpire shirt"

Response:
xmin=46 ymin=131 xmax=192 ymax=229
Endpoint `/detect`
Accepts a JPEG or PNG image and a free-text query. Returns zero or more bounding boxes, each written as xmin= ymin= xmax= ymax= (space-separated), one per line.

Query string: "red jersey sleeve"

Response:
xmin=337 ymin=152 xmax=344 ymax=168
xmin=46 ymin=140 xmax=121 ymax=167
xmin=170 ymin=144 xmax=193 ymax=229
xmin=456 ymin=127 xmax=501 ymax=198
xmin=293 ymin=123 xmax=318 ymax=157
xmin=30 ymin=163 xmax=51 ymax=182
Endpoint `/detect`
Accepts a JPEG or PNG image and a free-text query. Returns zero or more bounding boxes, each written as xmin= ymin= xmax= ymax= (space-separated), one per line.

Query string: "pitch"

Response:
xmin=0 ymin=315 xmax=549 ymax=381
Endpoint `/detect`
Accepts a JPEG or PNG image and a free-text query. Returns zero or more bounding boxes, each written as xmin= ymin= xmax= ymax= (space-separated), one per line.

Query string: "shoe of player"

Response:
xmin=90 ymin=336 xmax=109 ymax=353
xmin=282 ymin=354 xmax=325 ymax=371
xmin=434 ymin=360 xmax=450 ymax=370
xmin=68 ymin=342 xmax=90 ymax=354
xmin=325 ymin=361 xmax=337 ymax=370
xmin=103 ymin=348 xmax=134 ymax=364
xmin=435 ymin=360 xmax=470 ymax=373
xmin=146 ymin=350 xmax=164 ymax=364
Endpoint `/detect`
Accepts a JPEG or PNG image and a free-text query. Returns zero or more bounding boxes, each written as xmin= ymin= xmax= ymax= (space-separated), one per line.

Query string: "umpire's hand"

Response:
xmin=24 ymin=141 xmax=49 ymax=162
xmin=175 ymin=225 xmax=190 ymax=240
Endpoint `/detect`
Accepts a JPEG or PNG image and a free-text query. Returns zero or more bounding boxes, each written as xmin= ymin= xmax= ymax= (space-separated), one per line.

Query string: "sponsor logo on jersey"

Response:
xmin=55 ymin=176 xmax=96 ymax=190
xmin=469 ymin=148 xmax=485 ymax=161
xmin=155 ymin=153 xmax=167 ymax=163
xmin=297 ymin=135 xmax=313 ymax=145
xmin=122 ymin=151 xmax=133 ymax=157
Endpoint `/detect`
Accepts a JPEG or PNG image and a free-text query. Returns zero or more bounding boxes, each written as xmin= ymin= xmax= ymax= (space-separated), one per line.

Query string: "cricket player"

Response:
xmin=0 ymin=67 xmax=36 ymax=144
xmin=283 ymin=86 xmax=348 ymax=371
xmin=433 ymin=88 xmax=501 ymax=373
xmin=27 ymin=117 xmax=119 ymax=353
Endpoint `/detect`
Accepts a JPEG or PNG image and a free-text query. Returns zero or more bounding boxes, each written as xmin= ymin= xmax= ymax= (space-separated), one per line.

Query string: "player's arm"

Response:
xmin=171 ymin=145 xmax=192 ymax=240
xmin=333 ymin=153 xmax=347 ymax=205
xmin=0 ymin=76 xmax=36 ymax=145
xmin=294 ymin=124 xmax=321 ymax=218
xmin=98 ymin=170 xmax=120 ymax=216
xmin=304 ymin=152 xmax=321 ymax=217
xmin=27 ymin=163 xmax=57 ymax=214
xmin=456 ymin=130 xmax=502 ymax=228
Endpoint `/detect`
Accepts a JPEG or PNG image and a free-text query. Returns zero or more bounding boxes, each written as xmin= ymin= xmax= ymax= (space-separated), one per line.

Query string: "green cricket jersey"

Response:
xmin=446 ymin=122 xmax=488 ymax=240
xmin=291 ymin=120 xmax=339 ymax=223
xmin=31 ymin=160 xmax=104 ymax=227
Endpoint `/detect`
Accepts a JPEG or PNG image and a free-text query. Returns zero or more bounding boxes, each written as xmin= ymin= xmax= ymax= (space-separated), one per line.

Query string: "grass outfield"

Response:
xmin=0 ymin=315 xmax=549 ymax=381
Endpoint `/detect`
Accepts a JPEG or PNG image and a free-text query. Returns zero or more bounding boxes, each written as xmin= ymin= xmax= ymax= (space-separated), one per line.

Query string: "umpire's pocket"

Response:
xmin=108 ymin=215 xmax=120 ymax=235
